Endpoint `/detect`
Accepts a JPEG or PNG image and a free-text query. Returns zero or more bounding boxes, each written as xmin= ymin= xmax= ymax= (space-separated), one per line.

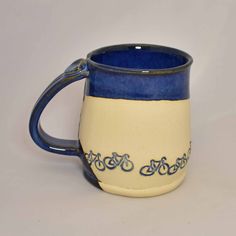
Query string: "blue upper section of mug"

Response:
xmin=86 ymin=44 xmax=193 ymax=100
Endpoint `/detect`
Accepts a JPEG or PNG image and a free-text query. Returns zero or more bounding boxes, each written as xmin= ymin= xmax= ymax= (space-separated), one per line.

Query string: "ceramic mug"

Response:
xmin=29 ymin=44 xmax=193 ymax=197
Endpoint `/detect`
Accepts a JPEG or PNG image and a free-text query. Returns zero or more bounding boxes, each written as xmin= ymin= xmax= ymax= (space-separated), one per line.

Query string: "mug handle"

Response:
xmin=29 ymin=59 xmax=89 ymax=157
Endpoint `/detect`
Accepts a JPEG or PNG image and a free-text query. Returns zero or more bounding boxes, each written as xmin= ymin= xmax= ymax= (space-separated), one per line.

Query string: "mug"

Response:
xmin=29 ymin=44 xmax=193 ymax=197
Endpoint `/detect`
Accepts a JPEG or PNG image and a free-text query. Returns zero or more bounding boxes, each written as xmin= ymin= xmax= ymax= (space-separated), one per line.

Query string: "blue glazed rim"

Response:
xmin=87 ymin=43 xmax=193 ymax=75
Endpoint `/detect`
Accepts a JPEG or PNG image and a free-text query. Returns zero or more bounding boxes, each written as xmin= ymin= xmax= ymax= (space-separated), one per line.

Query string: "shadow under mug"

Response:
xmin=29 ymin=44 xmax=193 ymax=197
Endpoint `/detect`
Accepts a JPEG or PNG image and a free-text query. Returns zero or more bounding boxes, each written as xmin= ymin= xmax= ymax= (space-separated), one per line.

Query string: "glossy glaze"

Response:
xmin=29 ymin=44 xmax=193 ymax=197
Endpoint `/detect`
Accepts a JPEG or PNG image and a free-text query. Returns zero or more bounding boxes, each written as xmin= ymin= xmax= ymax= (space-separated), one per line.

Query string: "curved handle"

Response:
xmin=29 ymin=59 xmax=89 ymax=156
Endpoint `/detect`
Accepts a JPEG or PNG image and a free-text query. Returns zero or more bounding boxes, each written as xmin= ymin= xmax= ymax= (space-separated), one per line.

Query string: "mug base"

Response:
xmin=84 ymin=170 xmax=187 ymax=198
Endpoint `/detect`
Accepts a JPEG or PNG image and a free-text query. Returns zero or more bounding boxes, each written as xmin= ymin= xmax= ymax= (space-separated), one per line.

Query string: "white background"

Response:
xmin=1 ymin=0 xmax=236 ymax=235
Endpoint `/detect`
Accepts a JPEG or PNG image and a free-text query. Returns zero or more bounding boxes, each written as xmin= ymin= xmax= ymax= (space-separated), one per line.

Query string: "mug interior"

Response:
xmin=88 ymin=44 xmax=192 ymax=72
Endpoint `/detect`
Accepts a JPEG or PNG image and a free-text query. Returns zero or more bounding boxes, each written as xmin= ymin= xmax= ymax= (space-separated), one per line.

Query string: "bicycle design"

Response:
xmin=139 ymin=157 xmax=170 ymax=176
xmin=104 ymin=153 xmax=134 ymax=172
xmin=84 ymin=151 xmax=134 ymax=172
xmin=85 ymin=151 xmax=106 ymax=171
xmin=140 ymin=145 xmax=191 ymax=176
xmin=85 ymin=143 xmax=191 ymax=175
xmin=168 ymin=153 xmax=189 ymax=175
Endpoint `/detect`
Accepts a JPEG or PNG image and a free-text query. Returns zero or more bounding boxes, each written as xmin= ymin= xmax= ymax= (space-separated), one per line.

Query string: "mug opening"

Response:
xmin=87 ymin=44 xmax=193 ymax=75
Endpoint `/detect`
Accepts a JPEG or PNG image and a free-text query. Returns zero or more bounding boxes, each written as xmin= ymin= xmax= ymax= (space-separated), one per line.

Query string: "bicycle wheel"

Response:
xmin=183 ymin=154 xmax=189 ymax=167
xmin=168 ymin=164 xmax=179 ymax=175
xmin=95 ymin=160 xmax=105 ymax=171
xmin=140 ymin=165 xmax=155 ymax=176
xmin=158 ymin=163 xmax=169 ymax=175
xmin=104 ymin=157 xmax=117 ymax=169
xmin=121 ymin=160 xmax=134 ymax=172
xmin=85 ymin=152 xmax=93 ymax=165
xmin=178 ymin=154 xmax=187 ymax=169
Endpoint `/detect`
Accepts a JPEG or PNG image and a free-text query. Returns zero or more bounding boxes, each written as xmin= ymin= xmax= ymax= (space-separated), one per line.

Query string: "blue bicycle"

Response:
xmin=104 ymin=152 xmax=134 ymax=172
xmin=85 ymin=151 xmax=105 ymax=171
xmin=140 ymin=157 xmax=169 ymax=176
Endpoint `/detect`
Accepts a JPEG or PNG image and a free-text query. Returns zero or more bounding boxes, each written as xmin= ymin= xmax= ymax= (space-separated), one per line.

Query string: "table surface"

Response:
xmin=1 ymin=0 xmax=236 ymax=235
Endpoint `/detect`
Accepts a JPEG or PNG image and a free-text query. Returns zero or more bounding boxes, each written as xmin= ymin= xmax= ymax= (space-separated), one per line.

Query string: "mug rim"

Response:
xmin=86 ymin=43 xmax=193 ymax=75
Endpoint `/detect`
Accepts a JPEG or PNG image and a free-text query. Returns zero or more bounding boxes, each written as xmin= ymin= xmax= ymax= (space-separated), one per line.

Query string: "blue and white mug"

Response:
xmin=29 ymin=44 xmax=193 ymax=197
